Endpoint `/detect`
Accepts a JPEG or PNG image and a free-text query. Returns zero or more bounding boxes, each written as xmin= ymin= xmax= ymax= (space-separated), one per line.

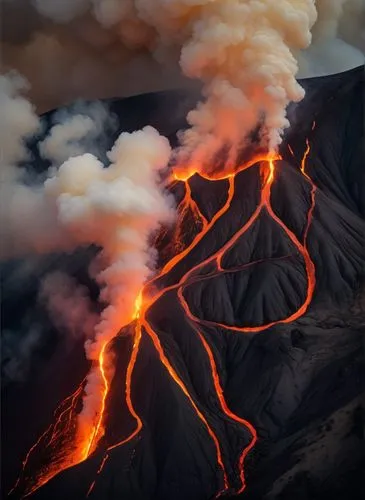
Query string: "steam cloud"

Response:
xmin=7 ymin=0 xmax=320 ymax=160
xmin=0 ymin=73 xmax=173 ymax=427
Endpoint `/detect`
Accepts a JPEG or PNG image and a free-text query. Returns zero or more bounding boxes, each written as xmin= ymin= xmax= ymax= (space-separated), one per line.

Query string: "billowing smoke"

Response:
xmin=48 ymin=123 xmax=172 ymax=438
xmin=0 ymin=73 xmax=173 ymax=432
xmin=24 ymin=0 xmax=319 ymax=164
xmin=0 ymin=72 xmax=68 ymax=256
xmin=0 ymin=72 xmax=39 ymax=176
xmin=2 ymin=2 xmax=363 ymax=157
xmin=39 ymin=102 xmax=115 ymax=165
xmin=47 ymin=125 xmax=173 ymax=359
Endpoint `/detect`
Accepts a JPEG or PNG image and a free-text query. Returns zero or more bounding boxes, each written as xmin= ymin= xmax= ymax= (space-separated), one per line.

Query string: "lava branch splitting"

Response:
xmin=176 ymin=155 xmax=317 ymax=334
xmin=107 ymin=318 xmax=143 ymax=452
xmin=82 ymin=304 xmax=144 ymax=460
xmin=12 ymin=142 xmax=318 ymax=499
xmin=81 ymin=341 xmax=109 ymax=461
xmin=172 ymin=179 xmax=209 ymax=253
xmin=142 ymin=319 xmax=229 ymax=495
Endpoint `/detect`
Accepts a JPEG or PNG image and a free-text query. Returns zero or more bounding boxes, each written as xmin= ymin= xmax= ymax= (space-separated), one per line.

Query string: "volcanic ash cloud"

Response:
xmin=33 ymin=0 xmax=318 ymax=167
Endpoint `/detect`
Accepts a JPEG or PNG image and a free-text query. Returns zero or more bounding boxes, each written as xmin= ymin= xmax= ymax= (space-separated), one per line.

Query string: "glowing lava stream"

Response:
xmin=197 ymin=331 xmax=257 ymax=495
xmin=12 ymin=142 xmax=318 ymax=499
xmin=157 ymin=152 xmax=273 ymax=279
xmin=86 ymin=453 xmax=110 ymax=498
xmin=82 ymin=343 xmax=109 ymax=460
xmin=177 ymin=156 xmax=316 ymax=333
xmin=83 ymin=291 xmax=143 ymax=460
xmin=104 ymin=151 xmax=316 ymax=495
xmin=142 ymin=319 xmax=229 ymax=495
xmin=107 ymin=322 xmax=143 ymax=452
xmin=179 ymin=178 xmax=208 ymax=229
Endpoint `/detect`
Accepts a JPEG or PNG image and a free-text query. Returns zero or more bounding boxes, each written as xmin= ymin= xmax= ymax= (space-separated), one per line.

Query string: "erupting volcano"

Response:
xmin=2 ymin=65 xmax=364 ymax=500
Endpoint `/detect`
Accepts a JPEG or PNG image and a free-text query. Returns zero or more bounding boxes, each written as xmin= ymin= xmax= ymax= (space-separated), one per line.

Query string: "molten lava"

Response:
xmin=82 ymin=342 xmax=109 ymax=460
xmin=10 ymin=134 xmax=318 ymax=499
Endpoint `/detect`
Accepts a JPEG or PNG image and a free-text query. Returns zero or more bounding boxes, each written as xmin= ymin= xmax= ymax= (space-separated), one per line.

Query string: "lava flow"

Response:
xmin=10 ymin=134 xmax=318 ymax=499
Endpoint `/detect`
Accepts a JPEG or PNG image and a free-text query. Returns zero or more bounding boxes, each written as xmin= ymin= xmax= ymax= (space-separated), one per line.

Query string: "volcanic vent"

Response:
xmin=3 ymin=66 xmax=364 ymax=500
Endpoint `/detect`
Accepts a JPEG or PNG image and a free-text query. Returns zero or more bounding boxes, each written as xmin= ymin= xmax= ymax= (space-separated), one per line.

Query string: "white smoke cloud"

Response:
xmin=43 ymin=125 xmax=173 ymax=359
xmin=1 ymin=2 xmax=193 ymax=113
xmin=0 ymin=72 xmax=66 ymax=257
xmin=0 ymin=76 xmax=114 ymax=257
xmin=0 ymin=71 xmax=39 ymax=177
xmin=0 ymin=74 xmax=173 ymax=432
xmin=2 ymin=1 xmax=364 ymax=118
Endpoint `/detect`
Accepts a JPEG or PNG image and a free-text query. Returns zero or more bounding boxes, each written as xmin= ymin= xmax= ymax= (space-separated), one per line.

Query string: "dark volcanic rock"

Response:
xmin=2 ymin=66 xmax=365 ymax=500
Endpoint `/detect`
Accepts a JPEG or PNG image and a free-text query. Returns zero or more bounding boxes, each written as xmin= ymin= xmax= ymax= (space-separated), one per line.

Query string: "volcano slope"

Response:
xmin=2 ymin=66 xmax=365 ymax=500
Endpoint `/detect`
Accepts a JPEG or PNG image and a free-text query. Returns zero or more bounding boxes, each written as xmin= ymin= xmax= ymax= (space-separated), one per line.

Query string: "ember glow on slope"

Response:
xmin=0 ymin=0 xmax=363 ymax=498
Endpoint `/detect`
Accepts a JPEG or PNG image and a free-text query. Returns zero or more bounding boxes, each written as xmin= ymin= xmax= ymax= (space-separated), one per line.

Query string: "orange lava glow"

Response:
xmin=11 ymin=134 xmax=318 ymax=499
xmin=133 ymin=291 xmax=143 ymax=320
xmin=197 ymin=331 xmax=257 ymax=495
xmin=107 ymin=320 xmax=143 ymax=451
xmin=143 ymin=319 xmax=229 ymax=494
xmin=10 ymin=381 xmax=85 ymax=497
xmin=158 ymin=176 xmax=235 ymax=278
xmin=86 ymin=453 xmax=109 ymax=497
xmin=82 ymin=342 xmax=109 ymax=461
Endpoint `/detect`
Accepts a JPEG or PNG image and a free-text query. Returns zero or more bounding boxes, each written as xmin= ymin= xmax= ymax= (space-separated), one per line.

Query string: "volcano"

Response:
xmin=2 ymin=65 xmax=364 ymax=500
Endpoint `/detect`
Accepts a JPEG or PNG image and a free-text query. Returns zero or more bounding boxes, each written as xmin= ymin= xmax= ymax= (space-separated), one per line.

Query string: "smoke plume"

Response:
xmin=25 ymin=0 xmax=319 ymax=164
xmin=0 ymin=74 xmax=173 ymax=429
xmin=0 ymin=72 xmax=66 ymax=256
xmin=2 ymin=2 xmax=363 ymax=159
xmin=40 ymin=101 xmax=115 ymax=166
